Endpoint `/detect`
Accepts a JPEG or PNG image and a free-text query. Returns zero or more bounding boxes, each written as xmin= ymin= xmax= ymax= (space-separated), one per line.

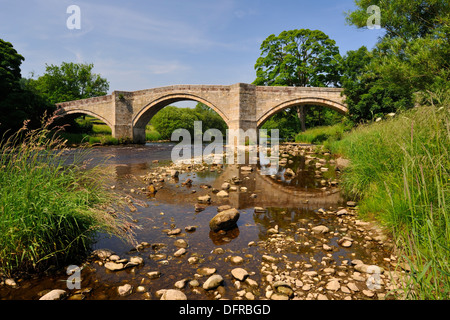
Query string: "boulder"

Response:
xmin=39 ymin=289 xmax=67 ymax=300
xmin=209 ymin=208 xmax=240 ymax=232
xmin=203 ymin=274 xmax=224 ymax=290
xmin=160 ymin=289 xmax=187 ymax=300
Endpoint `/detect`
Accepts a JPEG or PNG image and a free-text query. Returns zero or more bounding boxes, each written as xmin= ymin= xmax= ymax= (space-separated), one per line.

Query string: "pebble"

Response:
xmin=39 ymin=289 xmax=67 ymax=300
xmin=203 ymin=275 xmax=224 ymax=290
xmin=231 ymin=268 xmax=249 ymax=281
xmin=118 ymin=284 xmax=132 ymax=296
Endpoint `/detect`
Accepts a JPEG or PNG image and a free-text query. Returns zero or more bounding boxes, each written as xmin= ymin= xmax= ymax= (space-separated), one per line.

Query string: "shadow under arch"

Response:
xmin=55 ymin=109 xmax=114 ymax=133
xmin=257 ymin=97 xmax=348 ymax=128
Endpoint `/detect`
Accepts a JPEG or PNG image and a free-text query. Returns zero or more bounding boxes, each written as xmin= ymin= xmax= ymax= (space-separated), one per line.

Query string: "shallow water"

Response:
xmin=0 ymin=143 xmax=393 ymax=300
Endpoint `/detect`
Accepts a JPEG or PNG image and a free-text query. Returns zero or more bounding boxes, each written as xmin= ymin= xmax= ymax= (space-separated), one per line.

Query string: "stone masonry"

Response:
xmin=56 ymin=83 xmax=346 ymax=144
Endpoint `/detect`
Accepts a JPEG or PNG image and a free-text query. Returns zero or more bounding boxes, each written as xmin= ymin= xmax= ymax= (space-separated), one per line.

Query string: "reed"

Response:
xmin=0 ymin=119 xmax=133 ymax=277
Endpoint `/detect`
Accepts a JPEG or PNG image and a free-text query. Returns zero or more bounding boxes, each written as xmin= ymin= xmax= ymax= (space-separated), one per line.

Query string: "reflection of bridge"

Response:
xmin=56 ymin=83 xmax=346 ymax=144
xmin=212 ymin=164 xmax=343 ymax=210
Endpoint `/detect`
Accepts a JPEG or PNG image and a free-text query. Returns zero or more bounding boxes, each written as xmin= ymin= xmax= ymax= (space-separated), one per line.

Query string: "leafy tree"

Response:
xmin=0 ymin=39 xmax=54 ymax=135
xmin=151 ymin=106 xmax=198 ymax=140
xmin=29 ymin=62 xmax=109 ymax=104
xmin=343 ymin=0 xmax=450 ymax=120
xmin=345 ymin=0 xmax=450 ymax=40
xmin=253 ymin=29 xmax=342 ymax=131
xmin=193 ymin=103 xmax=227 ymax=135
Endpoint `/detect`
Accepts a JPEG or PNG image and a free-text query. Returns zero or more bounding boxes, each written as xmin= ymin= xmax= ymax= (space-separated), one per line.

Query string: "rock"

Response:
xmin=284 ymin=168 xmax=295 ymax=177
xmin=39 ymin=289 xmax=67 ymax=300
xmin=167 ymin=228 xmax=182 ymax=235
xmin=160 ymin=289 xmax=187 ymax=300
xmin=346 ymin=201 xmax=357 ymax=207
xmin=311 ymin=225 xmax=329 ymax=234
xmin=104 ymin=262 xmax=125 ymax=271
xmin=168 ymin=170 xmax=179 ymax=178
xmin=245 ymin=278 xmax=258 ymax=288
xmin=174 ymin=248 xmax=186 ymax=257
xmin=271 ymin=293 xmax=289 ymax=300
xmin=118 ymin=284 xmax=132 ymax=296
xmin=241 ymin=166 xmax=253 ymax=172
xmin=273 ymin=281 xmax=294 ymax=297
xmin=203 ymin=274 xmax=224 ymax=290
xmin=188 ymin=257 xmax=199 ymax=264
xmin=174 ymin=239 xmax=188 ymax=248
xmin=194 ymin=203 xmax=206 ymax=212
xmin=185 ymin=225 xmax=196 ymax=232
xmin=221 ymin=182 xmax=231 ymax=190
xmin=363 ymin=290 xmax=375 ymax=298
xmin=326 ymin=280 xmax=340 ymax=291
xmin=174 ymin=279 xmax=188 ymax=289
xmin=5 ymin=279 xmax=17 ymax=288
xmin=91 ymin=248 xmax=114 ymax=260
xmin=147 ymin=271 xmax=161 ymax=279
xmin=340 ymin=240 xmax=352 ymax=247
xmin=197 ymin=195 xmax=211 ymax=204
xmin=231 ymin=268 xmax=249 ymax=281
xmin=197 ymin=267 xmax=217 ymax=276
xmin=245 ymin=292 xmax=255 ymax=300
xmin=347 ymin=282 xmax=359 ymax=292
xmin=336 ymin=208 xmax=348 ymax=216
xmin=209 ymin=208 xmax=240 ymax=232
xmin=217 ymin=205 xmax=232 ymax=212
xmin=230 ymin=256 xmax=244 ymax=264
xmin=317 ymin=294 xmax=328 ymax=300
xmin=254 ymin=207 xmax=266 ymax=213
xmin=125 ymin=256 xmax=144 ymax=268
xmin=323 ymin=244 xmax=333 ymax=251
xmin=262 ymin=255 xmax=278 ymax=263
xmin=216 ymin=190 xmax=229 ymax=198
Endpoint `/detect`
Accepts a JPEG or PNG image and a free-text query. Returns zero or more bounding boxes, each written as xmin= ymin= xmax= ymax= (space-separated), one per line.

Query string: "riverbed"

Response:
xmin=0 ymin=142 xmax=402 ymax=300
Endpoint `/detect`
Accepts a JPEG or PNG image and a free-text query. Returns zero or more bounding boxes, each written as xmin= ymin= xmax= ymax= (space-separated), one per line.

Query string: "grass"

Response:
xmin=294 ymin=122 xmax=350 ymax=144
xmin=328 ymin=106 xmax=450 ymax=299
xmin=145 ymin=124 xmax=162 ymax=141
xmin=0 ymin=120 xmax=133 ymax=277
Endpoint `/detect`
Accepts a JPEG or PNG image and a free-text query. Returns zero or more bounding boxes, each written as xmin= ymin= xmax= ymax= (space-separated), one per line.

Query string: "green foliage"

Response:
xmin=295 ymin=122 xmax=350 ymax=144
xmin=0 ymin=122 xmax=131 ymax=276
xmin=151 ymin=103 xmax=227 ymax=141
xmin=329 ymin=107 xmax=450 ymax=298
xmin=0 ymin=39 xmax=54 ymax=135
xmin=343 ymin=0 xmax=450 ymax=122
xmin=253 ymin=29 xmax=343 ymax=132
xmin=345 ymin=0 xmax=450 ymax=40
xmin=28 ymin=62 xmax=109 ymax=104
xmin=254 ymin=29 xmax=342 ymax=87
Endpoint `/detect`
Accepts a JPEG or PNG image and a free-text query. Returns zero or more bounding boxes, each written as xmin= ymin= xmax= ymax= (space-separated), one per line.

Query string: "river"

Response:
xmin=0 ymin=142 xmax=397 ymax=300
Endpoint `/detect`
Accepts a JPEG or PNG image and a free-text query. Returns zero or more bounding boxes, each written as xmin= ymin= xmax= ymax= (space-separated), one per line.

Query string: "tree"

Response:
xmin=29 ymin=62 xmax=109 ymax=104
xmin=343 ymin=0 xmax=450 ymax=118
xmin=151 ymin=106 xmax=198 ymax=140
xmin=345 ymin=0 xmax=450 ymax=40
xmin=253 ymin=29 xmax=342 ymax=131
xmin=0 ymin=39 xmax=54 ymax=135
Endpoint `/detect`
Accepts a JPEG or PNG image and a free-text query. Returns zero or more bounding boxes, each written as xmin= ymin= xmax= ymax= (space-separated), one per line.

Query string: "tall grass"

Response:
xmin=295 ymin=122 xmax=350 ymax=144
xmin=329 ymin=106 xmax=450 ymax=299
xmin=0 ymin=120 xmax=132 ymax=277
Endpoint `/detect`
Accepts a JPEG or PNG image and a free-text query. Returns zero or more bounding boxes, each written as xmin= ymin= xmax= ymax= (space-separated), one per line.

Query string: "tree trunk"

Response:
xmin=296 ymin=105 xmax=306 ymax=132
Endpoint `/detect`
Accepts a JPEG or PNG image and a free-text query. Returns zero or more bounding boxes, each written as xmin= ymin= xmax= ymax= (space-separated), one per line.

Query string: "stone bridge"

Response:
xmin=56 ymin=83 xmax=346 ymax=144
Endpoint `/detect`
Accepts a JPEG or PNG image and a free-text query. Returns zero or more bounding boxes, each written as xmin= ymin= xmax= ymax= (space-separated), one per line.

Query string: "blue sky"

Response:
xmin=1 ymin=0 xmax=385 ymax=95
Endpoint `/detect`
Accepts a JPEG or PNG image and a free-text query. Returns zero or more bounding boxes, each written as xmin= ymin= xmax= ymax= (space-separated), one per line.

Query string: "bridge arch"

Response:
xmin=133 ymin=93 xmax=230 ymax=130
xmin=56 ymin=109 xmax=114 ymax=132
xmin=257 ymin=97 xmax=348 ymax=128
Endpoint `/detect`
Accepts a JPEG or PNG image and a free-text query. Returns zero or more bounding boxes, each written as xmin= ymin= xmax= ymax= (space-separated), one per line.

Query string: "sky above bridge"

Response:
xmin=1 ymin=0 xmax=385 ymax=96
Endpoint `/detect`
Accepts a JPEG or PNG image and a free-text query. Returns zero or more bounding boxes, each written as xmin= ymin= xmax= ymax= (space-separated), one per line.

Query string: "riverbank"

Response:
xmin=326 ymin=106 xmax=449 ymax=299
xmin=0 ymin=125 xmax=135 ymax=278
